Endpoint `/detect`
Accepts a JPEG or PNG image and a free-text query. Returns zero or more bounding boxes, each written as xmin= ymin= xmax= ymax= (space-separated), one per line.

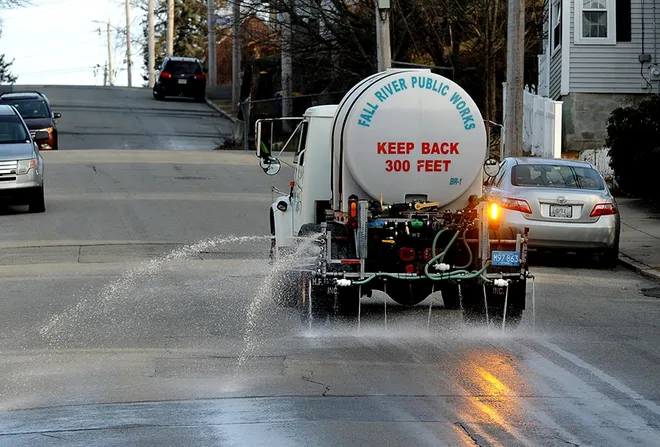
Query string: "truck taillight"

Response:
xmin=501 ymin=197 xmax=532 ymax=214
xmin=348 ymin=194 xmax=358 ymax=218
xmin=404 ymin=264 xmax=416 ymax=274
xmin=590 ymin=202 xmax=617 ymax=217
xmin=423 ymin=248 xmax=433 ymax=261
xmin=399 ymin=248 xmax=416 ymax=262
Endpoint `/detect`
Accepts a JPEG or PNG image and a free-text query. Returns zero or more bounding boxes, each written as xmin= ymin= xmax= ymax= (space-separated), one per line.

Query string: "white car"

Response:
xmin=485 ymin=157 xmax=620 ymax=268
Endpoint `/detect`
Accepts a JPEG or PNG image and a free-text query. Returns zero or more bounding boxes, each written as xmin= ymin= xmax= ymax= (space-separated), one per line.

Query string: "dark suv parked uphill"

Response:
xmin=152 ymin=57 xmax=207 ymax=102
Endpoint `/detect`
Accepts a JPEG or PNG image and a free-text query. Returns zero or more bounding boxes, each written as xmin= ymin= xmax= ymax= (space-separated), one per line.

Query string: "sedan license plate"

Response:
xmin=178 ymin=79 xmax=187 ymax=84
xmin=492 ymin=250 xmax=520 ymax=267
xmin=550 ymin=205 xmax=572 ymax=218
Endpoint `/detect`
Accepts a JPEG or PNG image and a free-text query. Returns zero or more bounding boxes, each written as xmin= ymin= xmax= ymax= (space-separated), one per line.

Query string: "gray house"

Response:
xmin=538 ymin=0 xmax=660 ymax=152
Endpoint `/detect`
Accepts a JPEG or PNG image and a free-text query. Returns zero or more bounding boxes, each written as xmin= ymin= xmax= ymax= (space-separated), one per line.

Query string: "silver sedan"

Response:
xmin=485 ymin=157 xmax=620 ymax=268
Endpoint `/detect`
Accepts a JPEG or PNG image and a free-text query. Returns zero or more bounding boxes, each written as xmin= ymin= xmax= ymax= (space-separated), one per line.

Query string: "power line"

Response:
xmin=17 ymin=66 xmax=98 ymax=76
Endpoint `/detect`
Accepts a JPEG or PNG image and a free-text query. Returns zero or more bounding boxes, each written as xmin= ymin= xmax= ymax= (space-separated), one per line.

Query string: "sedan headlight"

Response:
xmin=17 ymin=158 xmax=38 ymax=175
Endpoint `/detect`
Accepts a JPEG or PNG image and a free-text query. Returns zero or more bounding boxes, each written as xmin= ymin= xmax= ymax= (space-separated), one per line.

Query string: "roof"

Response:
xmin=506 ymin=156 xmax=593 ymax=168
xmin=165 ymin=57 xmax=201 ymax=63
xmin=0 ymin=91 xmax=44 ymax=100
xmin=0 ymin=104 xmax=18 ymax=115
xmin=304 ymin=105 xmax=338 ymax=118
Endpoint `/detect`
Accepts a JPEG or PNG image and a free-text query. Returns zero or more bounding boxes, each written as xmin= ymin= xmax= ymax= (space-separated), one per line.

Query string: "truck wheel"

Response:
xmin=298 ymin=223 xmax=322 ymax=238
xmin=271 ymin=269 xmax=299 ymax=308
xmin=460 ymin=282 xmax=487 ymax=324
xmin=439 ymin=282 xmax=461 ymax=310
xmin=488 ymin=279 xmax=526 ymax=329
xmin=387 ymin=280 xmax=432 ymax=306
xmin=333 ymin=285 xmax=361 ymax=320
xmin=298 ymin=274 xmax=332 ymax=327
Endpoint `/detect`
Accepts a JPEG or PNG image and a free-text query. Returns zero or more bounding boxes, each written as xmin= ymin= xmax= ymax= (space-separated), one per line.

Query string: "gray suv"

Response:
xmin=0 ymin=104 xmax=47 ymax=213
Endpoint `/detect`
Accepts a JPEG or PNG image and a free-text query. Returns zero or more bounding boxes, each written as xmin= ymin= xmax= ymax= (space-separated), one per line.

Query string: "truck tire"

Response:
xmin=333 ymin=285 xmax=361 ymax=319
xmin=460 ymin=281 xmax=488 ymax=324
xmin=460 ymin=279 xmax=525 ymax=328
xmin=298 ymin=273 xmax=333 ymax=327
xmin=439 ymin=281 xmax=461 ymax=310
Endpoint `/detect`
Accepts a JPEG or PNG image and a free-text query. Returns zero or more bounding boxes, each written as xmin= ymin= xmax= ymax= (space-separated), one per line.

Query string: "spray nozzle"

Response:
xmin=493 ymin=278 xmax=509 ymax=287
xmin=433 ymin=263 xmax=451 ymax=272
xmin=336 ymin=279 xmax=352 ymax=287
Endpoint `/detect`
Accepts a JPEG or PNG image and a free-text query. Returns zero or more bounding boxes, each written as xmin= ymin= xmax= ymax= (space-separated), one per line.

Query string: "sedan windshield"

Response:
xmin=0 ymin=115 xmax=30 ymax=144
xmin=8 ymin=100 xmax=50 ymax=119
xmin=512 ymin=163 xmax=605 ymax=190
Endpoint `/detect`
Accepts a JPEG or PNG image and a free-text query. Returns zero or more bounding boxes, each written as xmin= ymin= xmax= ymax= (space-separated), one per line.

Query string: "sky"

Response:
xmin=0 ymin=0 xmax=145 ymax=87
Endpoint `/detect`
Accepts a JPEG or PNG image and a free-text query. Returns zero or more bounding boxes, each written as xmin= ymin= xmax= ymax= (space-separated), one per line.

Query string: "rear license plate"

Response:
xmin=491 ymin=250 xmax=520 ymax=267
xmin=178 ymin=79 xmax=187 ymax=84
xmin=550 ymin=205 xmax=572 ymax=218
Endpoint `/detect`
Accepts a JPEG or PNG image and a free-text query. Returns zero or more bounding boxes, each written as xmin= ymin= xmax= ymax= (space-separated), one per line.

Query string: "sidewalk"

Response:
xmin=616 ymin=198 xmax=660 ymax=282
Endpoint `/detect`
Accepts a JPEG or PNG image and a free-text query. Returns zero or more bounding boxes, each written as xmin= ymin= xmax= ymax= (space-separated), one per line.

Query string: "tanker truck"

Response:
xmin=256 ymin=69 xmax=531 ymax=327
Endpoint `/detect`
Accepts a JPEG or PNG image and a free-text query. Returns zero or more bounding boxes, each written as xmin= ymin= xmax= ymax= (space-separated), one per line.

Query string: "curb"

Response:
xmin=205 ymin=97 xmax=237 ymax=123
xmin=618 ymin=253 xmax=660 ymax=283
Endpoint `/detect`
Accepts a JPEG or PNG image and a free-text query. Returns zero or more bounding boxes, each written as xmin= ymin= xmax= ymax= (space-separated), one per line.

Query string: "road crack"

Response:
xmin=301 ymin=373 xmax=330 ymax=397
xmin=454 ymin=422 xmax=481 ymax=446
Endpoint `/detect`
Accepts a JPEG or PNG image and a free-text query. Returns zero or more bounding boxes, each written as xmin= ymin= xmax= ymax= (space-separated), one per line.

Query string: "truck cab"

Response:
xmin=262 ymin=105 xmax=337 ymax=251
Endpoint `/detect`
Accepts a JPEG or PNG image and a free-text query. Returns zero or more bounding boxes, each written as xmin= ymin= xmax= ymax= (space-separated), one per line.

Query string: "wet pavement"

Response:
xmin=0 ymin=151 xmax=659 ymax=445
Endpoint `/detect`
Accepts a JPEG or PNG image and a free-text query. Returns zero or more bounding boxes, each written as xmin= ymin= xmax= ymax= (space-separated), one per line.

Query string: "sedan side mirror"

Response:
xmin=53 ymin=112 xmax=61 ymax=119
xmin=34 ymin=130 xmax=49 ymax=141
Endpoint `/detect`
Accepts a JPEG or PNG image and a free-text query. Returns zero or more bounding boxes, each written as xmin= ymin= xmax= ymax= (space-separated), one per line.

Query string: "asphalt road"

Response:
xmin=0 ymin=89 xmax=659 ymax=446
xmin=3 ymin=85 xmax=233 ymax=150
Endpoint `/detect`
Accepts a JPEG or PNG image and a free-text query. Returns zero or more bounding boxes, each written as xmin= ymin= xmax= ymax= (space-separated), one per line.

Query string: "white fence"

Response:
xmin=537 ymin=53 xmax=549 ymax=97
xmin=579 ymin=148 xmax=615 ymax=181
xmin=502 ymin=83 xmax=562 ymax=158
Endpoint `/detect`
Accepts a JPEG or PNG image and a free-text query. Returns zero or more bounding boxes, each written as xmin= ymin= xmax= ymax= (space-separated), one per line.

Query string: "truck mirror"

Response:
xmin=260 ymin=158 xmax=281 ymax=176
xmin=484 ymin=158 xmax=500 ymax=177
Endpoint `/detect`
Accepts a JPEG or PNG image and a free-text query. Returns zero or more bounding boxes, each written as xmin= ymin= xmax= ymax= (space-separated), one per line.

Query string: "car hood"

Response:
xmin=22 ymin=117 xmax=54 ymax=130
xmin=0 ymin=142 xmax=36 ymax=161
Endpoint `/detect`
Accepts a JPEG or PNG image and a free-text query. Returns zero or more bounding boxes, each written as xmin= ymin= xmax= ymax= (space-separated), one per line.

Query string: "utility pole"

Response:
xmin=125 ymin=0 xmax=133 ymax=87
xmin=148 ymin=0 xmax=156 ymax=87
xmin=281 ymin=1 xmax=293 ymax=120
xmin=106 ymin=22 xmax=114 ymax=86
xmin=231 ymin=0 xmax=241 ymax=112
xmin=375 ymin=0 xmax=391 ymax=72
xmin=504 ymin=0 xmax=525 ymax=157
xmin=167 ymin=0 xmax=174 ymax=56
xmin=207 ymin=0 xmax=217 ymax=86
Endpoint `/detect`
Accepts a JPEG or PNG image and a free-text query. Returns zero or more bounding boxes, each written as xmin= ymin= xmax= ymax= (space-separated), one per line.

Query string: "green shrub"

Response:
xmin=606 ymin=95 xmax=660 ymax=201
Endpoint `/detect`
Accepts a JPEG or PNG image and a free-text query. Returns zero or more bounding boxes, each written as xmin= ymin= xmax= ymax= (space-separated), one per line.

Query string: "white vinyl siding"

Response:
xmin=569 ymin=0 xmax=657 ymax=93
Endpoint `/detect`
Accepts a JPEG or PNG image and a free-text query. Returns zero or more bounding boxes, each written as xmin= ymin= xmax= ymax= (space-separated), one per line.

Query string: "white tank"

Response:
xmin=330 ymin=69 xmax=487 ymax=212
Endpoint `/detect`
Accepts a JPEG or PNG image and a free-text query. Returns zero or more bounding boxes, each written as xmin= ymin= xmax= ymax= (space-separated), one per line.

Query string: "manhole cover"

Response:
xmin=641 ymin=287 xmax=660 ymax=298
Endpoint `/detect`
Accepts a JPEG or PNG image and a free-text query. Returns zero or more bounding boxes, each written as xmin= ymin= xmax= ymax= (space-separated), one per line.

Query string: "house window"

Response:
xmin=575 ymin=0 xmax=616 ymax=44
xmin=552 ymin=0 xmax=561 ymax=51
